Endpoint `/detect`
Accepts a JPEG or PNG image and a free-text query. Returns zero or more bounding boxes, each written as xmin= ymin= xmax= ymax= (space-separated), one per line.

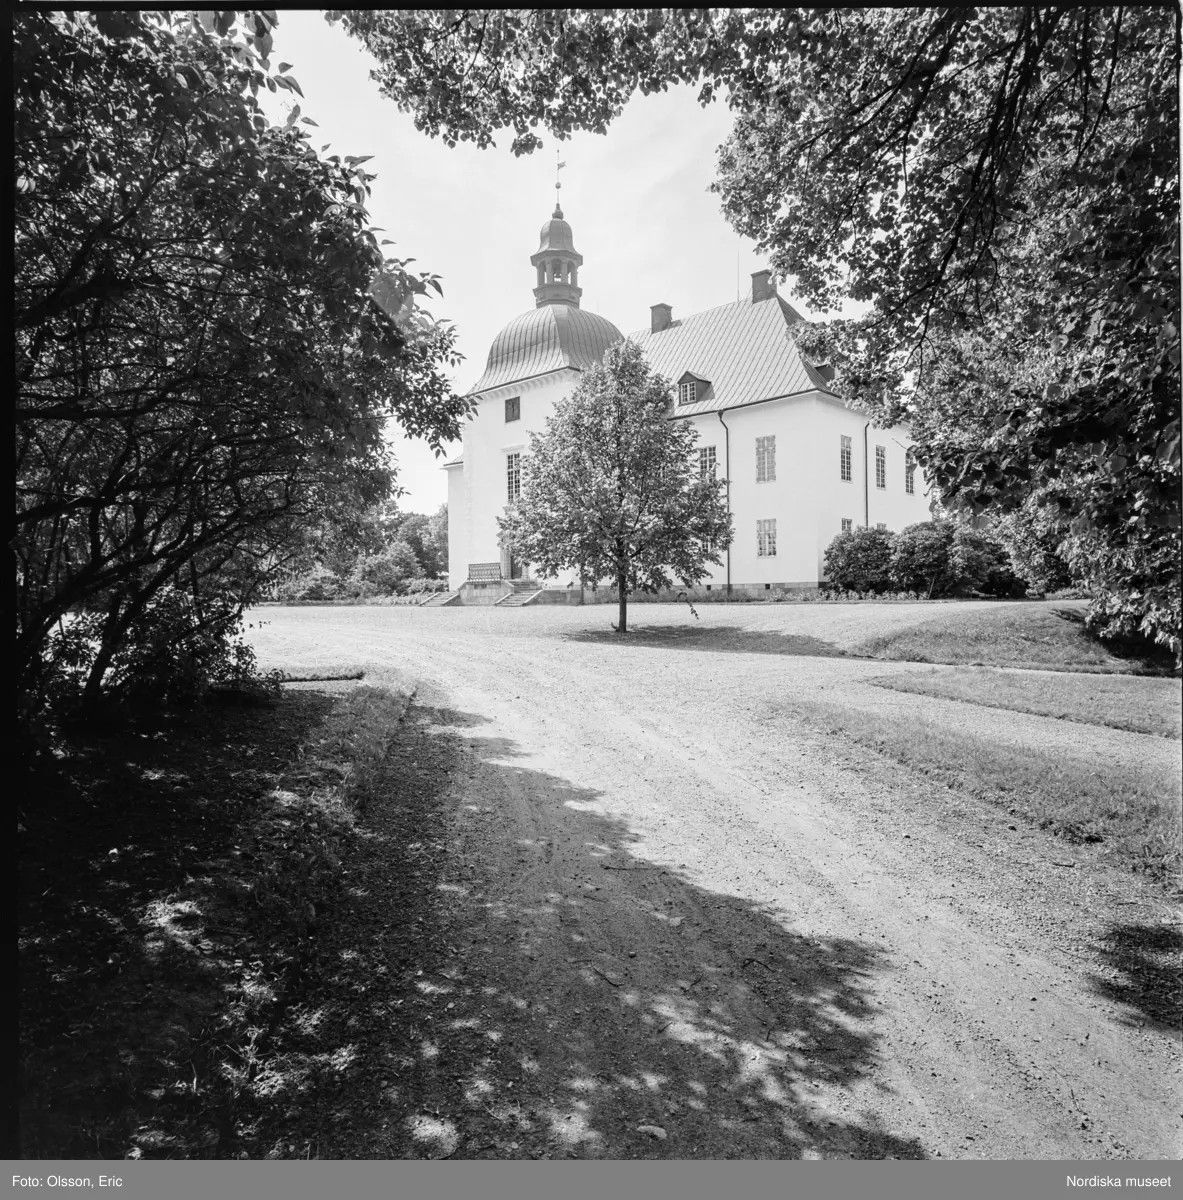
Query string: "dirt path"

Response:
xmin=247 ymin=606 xmax=1180 ymax=1160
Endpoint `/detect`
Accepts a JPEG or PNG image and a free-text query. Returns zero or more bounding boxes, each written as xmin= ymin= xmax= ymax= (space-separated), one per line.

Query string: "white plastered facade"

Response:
xmin=445 ymin=207 xmax=932 ymax=595
xmin=675 ymin=397 xmax=930 ymax=592
xmin=445 ymin=368 xmax=584 ymax=588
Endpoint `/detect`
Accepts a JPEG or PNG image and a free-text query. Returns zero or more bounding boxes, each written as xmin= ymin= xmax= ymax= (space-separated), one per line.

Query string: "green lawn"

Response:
xmin=781 ymin=697 xmax=1182 ymax=884
xmin=854 ymin=604 xmax=1173 ymax=674
xmin=870 ymin=668 xmax=1182 ymax=739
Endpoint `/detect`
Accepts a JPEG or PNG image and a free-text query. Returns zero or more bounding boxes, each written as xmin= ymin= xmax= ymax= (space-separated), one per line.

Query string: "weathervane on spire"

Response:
xmin=554 ymin=151 xmax=566 ymax=216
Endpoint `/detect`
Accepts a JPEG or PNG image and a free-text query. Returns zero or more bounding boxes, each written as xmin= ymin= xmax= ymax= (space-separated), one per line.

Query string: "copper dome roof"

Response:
xmin=537 ymin=206 xmax=576 ymax=253
xmin=470 ymin=304 xmax=623 ymax=394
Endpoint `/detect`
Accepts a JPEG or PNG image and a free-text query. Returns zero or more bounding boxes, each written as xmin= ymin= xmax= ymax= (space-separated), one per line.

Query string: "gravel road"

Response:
xmin=247 ymin=602 xmax=1180 ymax=1160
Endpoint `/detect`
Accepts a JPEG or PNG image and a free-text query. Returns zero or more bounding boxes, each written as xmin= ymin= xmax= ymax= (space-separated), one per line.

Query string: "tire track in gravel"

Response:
xmin=247 ymin=606 xmax=1180 ymax=1160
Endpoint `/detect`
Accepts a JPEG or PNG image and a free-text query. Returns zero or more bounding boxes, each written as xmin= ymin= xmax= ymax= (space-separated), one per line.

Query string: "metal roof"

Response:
xmin=535 ymin=205 xmax=578 ymax=255
xmin=627 ymin=293 xmax=835 ymax=415
xmin=469 ymin=304 xmax=624 ymax=394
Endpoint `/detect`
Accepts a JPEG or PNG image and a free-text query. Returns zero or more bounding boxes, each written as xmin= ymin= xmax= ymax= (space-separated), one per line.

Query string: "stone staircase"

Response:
xmin=496 ymin=580 xmax=543 ymax=607
xmin=419 ymin=589 xmax=461 ymax=607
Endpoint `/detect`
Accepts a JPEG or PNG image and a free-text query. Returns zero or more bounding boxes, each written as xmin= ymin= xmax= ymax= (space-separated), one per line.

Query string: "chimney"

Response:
xmin=751 ymin=269 xmax=776 ymax=303
xmin=650 ymin=302 xmax=672 ymax=333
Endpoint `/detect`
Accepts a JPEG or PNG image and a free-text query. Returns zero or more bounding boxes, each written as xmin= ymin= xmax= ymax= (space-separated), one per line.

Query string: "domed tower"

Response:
xmin=530 ymin=204 xmax=583 ymax=308
xmin=468 ymin=205 xmax=622 ymax=393
xmin=448 ymin=201 xmax=623 ymax=592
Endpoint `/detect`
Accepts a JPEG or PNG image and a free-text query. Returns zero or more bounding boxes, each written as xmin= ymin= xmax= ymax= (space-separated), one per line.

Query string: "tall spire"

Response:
xmin=530 ymin=177 xmax=583 ymax=308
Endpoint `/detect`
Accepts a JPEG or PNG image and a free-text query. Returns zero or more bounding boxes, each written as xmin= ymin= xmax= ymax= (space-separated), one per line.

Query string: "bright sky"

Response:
xmin=258 ymin=11 xmax=846 ymax=513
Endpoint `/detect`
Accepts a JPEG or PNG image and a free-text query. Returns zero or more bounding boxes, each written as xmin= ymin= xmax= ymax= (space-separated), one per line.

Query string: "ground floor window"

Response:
xmin=756 ymin=518 xmax=777 ymax=557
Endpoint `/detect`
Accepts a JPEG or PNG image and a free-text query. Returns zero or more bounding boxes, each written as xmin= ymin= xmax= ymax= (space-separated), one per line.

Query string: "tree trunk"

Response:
xmin=80 ymin=601 xmax=131 ymax=713
xmin=79 ymin=582 xmax=153 ymax=713
xmin=616 ymin=567 xmax=628 ymax=634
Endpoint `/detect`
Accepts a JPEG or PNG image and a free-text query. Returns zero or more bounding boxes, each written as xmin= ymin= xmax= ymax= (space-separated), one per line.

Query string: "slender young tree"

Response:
xmin=499 ymin=341 xmax=732 ymax=634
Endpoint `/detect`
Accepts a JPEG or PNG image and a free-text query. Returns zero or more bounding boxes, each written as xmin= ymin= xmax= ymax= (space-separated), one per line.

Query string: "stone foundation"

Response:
xmin=458 ymin=579 xmax=512 ymax=605
xmin=585 ymin=582 xmax=822 ymax=603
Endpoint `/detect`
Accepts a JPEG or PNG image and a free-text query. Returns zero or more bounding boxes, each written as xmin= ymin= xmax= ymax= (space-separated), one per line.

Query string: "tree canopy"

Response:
xmin=499 ymin=340 xmax=732 ymax=633
xmin=16 ymin=10 xmax=469 ymax=712
xmin=333 ymin=6 xmax=1180 ymax=657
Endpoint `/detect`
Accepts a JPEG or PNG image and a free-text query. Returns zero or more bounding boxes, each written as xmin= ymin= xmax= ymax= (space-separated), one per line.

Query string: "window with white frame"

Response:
xmin=905 ymin=449 xmax=916 ymax=494
xmin=756 ymin=435 xmax=776 ymax=482
xmin=875 ymin=444 xmax=886 ymax=489
xmin=698 ymin=445 xmax=716 ymax=478
xmin=757 ymin=518 xmax=777 ymax=557
xmin=678 ymin=380 xmax=697 ymax=405
xmin=506 ymin=452 xmax=521 ymax=502
xmin=840 ymin=434 xmax=852 ymax=482
xmin=877 ymin=523 xmax=887 ymax=530
xmin=841 ymin=518 xmax=853 ymax=533
xmin=505 ymin=395 xmax=520 ymax=422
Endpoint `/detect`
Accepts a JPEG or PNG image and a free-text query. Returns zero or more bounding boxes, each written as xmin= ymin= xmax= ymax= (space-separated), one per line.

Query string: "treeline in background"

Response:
xmin=271 ymin=502 xmax=450 ymax=602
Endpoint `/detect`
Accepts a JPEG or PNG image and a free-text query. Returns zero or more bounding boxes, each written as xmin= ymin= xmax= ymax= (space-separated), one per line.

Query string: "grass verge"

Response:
xmin=284 ymin=685 xmax=411 ymax=817
xmin=782 ymin=698 xmax=1181 ymax=885
xmin=854 ymin=604 xmax=1174 ymax=674
xmin=19 ymin=683 xmax=411 ymax=1159
xmin=869 ymin=668 xmax=1182 ymax=740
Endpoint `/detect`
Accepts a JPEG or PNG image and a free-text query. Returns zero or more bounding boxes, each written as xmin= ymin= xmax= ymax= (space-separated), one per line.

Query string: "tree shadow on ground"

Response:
xmin=242 ymin=698 xmax=925 ymax=1161
xmin=1088 ymin=923 xmax=1183 ymax=1036
xmin=564 ymin=625 xmax=851 ymax=659
xmin=1051 ymin=608 xmax=1179 ymax=676
xmin=18 ymin=692 xmax=336 ymax=1159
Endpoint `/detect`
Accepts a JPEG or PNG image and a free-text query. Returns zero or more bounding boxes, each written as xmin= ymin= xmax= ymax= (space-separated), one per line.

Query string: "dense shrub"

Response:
xmin=406 ymin=577 xmax=450 ymax=595
xmin=953 ymin=529 xmax=1026 ymax=598
xmin=344 ymin=539 xmax=424 ymax=598
xmin=274 ymin=563 xmax=344 ymax=602
xmin=1068 ymin=531 xmax=1182 ymax=664
xmin=991 ymin=502 xmax=1075 ymax=596
xmin=889 ymin=522 xmax=961 ymax=597
xmin=889 ymin=520 xmax=1023 ymax=598
xmin=43 ymin=586 xmax=278 ymax=718
xmin=822 ymin=526 xmax=896 ymax=593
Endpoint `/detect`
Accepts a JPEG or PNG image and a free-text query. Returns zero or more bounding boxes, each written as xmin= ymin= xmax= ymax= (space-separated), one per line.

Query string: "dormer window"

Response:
xmin=677 ymin=372 xmax=709 ymax=406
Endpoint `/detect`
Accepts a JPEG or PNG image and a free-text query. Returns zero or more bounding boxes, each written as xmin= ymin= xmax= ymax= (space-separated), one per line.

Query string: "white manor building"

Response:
xmin=443 ymin=204 xmax=931 ymax=603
